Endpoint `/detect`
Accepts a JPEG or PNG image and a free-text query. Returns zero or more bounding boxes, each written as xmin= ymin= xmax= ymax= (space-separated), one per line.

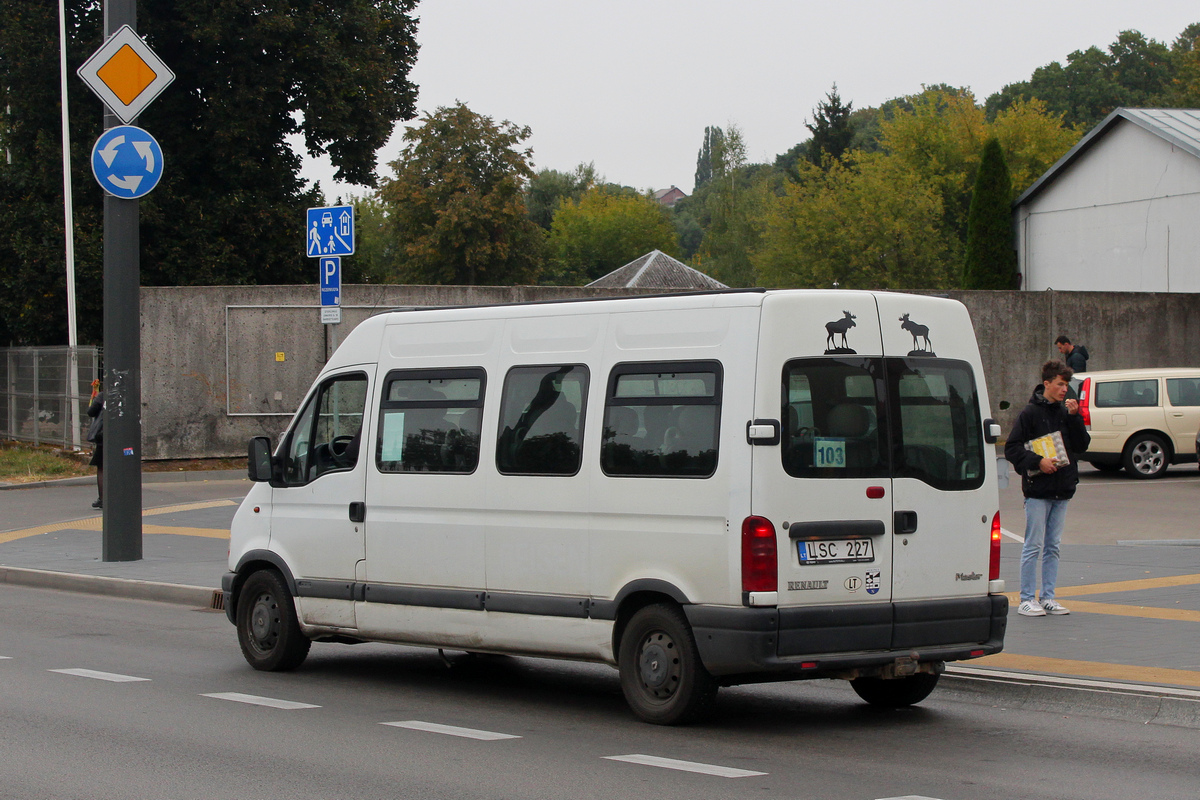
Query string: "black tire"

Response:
xmin=618 ymin=603 xmax=717 ymax=725
xmin=236 ymin=570 xmax=311 ymax=671
xmin=1122 ymin=433 xmax=1169 ymax=479
xmin=1089 ymin=461 xmax=1122 ymax=473
xmin=850 ymin=672 xmax=939 ymax=708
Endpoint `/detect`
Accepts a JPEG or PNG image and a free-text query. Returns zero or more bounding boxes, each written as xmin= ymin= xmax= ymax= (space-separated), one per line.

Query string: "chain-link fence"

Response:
xmin=1 ymin=347 xmax=103 ymax=450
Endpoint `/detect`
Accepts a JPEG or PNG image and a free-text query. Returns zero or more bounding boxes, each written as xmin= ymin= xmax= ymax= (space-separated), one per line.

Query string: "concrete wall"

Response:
xmin=140 ymin=285 xmax=1200 ymax=459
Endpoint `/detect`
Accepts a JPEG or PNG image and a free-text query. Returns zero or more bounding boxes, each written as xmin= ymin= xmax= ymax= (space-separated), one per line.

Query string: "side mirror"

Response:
xmin=983 ymin=418 xmax=1001 ymax=444
xmin=247 ymin=437 xmax=274 ymax=482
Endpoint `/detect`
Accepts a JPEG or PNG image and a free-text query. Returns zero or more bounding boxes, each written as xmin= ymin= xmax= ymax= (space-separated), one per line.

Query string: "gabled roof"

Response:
xmin=585 ymin=250 xmax=728 ymax=289
xmin=1015 ymin=108 xmax=1200 ymax=207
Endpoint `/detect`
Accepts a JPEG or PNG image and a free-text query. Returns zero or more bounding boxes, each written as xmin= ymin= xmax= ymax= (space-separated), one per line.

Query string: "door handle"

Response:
xmin=348 ymin=502 xmax=366 ymax=523
xmin=894 ymin=510 xmax=918 ymax=534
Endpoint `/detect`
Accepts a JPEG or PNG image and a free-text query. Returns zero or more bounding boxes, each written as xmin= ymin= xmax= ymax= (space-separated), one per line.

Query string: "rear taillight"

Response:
xmin=989 ymin=512 xmax=1002 ymax=581
xmin=742 ymin=516 xmax=777 ymax=593
xmin=1079 ymin=378 xmax=1091 ymax=426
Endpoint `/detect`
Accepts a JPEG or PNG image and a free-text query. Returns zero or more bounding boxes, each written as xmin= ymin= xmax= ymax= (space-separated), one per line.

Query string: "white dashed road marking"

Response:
xmin=201 ymin=692 xmax=320 ymax=710
xmin=1000 ymin=526 xmax=1024 ymax=543
xmin=876 ymin=796 xmax=945 ymax=799
xmin=380 ymin=720 xmax=521 ymax=740
xmin=603 ymin=754 xmax=766 ymax=778
xmin=50 ymin=668 xmax=150 ymax=682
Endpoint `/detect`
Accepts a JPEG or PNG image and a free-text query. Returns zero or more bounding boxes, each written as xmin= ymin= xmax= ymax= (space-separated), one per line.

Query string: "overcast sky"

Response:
xmin=298 ymin=0 xmax=1198 ymax=200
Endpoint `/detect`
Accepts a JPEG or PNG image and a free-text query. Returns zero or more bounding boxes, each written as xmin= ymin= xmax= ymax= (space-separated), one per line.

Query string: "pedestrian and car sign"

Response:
xmin=307 ymin=205 xmax=355 ymax=256
xmin=77 ymin=25 xmax=175 ymax=125
xmin=90 ymin=125 xmax=164 ymax=199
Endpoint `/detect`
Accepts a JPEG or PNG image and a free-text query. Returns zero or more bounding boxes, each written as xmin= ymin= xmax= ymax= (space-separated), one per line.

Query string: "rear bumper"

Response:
xmin=685 ymin=595 xmax=1007 ymax=681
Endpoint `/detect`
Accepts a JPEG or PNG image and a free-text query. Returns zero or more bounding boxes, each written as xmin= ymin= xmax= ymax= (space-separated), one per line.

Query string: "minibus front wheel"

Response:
xmin=236 ymin=569 xmax=312 ymax=671
xmin=618 ymin=603 xmax=717 ymax=725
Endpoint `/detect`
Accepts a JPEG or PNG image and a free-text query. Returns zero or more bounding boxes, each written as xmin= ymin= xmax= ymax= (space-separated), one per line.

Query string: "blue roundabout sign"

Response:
xmin=90 ymin=125 xmax=164 ymax=199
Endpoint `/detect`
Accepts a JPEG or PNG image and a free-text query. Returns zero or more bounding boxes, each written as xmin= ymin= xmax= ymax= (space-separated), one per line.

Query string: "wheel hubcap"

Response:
xmin=249 ymin=592 xmax=279 ymax=651
xmin=1131 ymin=441 xmax=1164 ymax=474
xmin=638 ymin=631 xmax=680 ymax=699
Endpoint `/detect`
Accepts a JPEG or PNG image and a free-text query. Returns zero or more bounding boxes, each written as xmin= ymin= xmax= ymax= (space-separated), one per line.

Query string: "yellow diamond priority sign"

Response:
xmin=77 ymin=25 xmax=174 ymax=125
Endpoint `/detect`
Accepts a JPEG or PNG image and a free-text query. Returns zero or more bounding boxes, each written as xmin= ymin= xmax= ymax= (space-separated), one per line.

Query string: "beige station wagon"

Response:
xmin=1070 ymin=368 xmax=1200 ymax=478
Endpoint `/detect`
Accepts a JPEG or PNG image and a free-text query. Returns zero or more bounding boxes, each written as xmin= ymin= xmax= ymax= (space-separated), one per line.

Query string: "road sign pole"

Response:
xmin=101 ymin=0 xmax=142 ymax=561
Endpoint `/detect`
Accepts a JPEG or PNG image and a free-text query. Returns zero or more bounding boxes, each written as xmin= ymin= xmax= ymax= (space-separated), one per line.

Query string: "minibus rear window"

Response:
xmin=887 ymin=359 xmax=984 ymax=491
xmin=602 ymin=361 xmax=722 ymax=478
xmin=781 ymin=358 xmax=887 ymax=478
xmin=376 ymin=368 xmax=485 ymax=474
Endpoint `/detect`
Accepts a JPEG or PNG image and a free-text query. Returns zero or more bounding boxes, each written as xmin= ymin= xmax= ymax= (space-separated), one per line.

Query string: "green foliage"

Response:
xmin=0 ymin=0 xmax=419 ymax=345
xmin=963 ymin=138 xmax=1018 ymax=289
xmin=344 ymin=195 xmax=393 ymax=284
xmin=806 ymin=84 xmax=855 ymax=165
xmin=693 ymin=126 xmax=723 ymax=191
xmin=756 ymin=157 xmax=957 ymax=291
xmin=526 ymin=163 xmax=598 ymax=230
xmin=546 ymin=188 xmax=680 ymax=284
xmin=986 ymin=28 xmax=1181 ymax=128
xmin=380 ymin=103 xmax=545 ymax=285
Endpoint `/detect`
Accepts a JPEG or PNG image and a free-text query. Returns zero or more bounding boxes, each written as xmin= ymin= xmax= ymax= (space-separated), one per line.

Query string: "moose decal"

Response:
xmin=825 ymin=311 xmax=857 ymax=354
xmin=899 ymin=313 xmax=935 ymax=356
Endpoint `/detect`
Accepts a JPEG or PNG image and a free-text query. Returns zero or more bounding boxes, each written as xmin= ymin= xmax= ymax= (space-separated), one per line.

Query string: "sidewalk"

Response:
xmin=2 ymin=469 xmax=1199 ymax=726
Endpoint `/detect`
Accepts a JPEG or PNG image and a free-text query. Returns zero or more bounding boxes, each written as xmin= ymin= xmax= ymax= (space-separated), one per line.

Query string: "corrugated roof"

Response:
xmin=585 ymin=250 xmax=728 ymax=289
xmin=1015 ymin=108 xmax=1200 ymax=207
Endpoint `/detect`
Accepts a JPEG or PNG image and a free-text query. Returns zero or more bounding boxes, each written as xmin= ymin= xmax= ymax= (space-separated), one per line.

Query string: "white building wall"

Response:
xmin=1017 ymin=121 xmax=1200 ymax=292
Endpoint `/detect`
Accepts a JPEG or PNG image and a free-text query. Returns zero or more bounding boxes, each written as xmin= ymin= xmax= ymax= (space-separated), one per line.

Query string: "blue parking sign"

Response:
xmin=306 ymin=205 xmax=354 ymax=257
xmin=320 ymin=257 xmax=340 ymax=306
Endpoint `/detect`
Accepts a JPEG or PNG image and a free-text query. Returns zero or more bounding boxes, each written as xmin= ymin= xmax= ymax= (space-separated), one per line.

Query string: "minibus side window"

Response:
xmin=887 ymin=358 xmax=984 ymax=490
xmin=497 ymin=365 xmax=589 ymax=475
xmin=376 ymin=369 xmax=485 ymax=473
xmin=282 ymin=373 xmax=368 ymax=485
xmin=601 ymin=361 xmax=722 ymax=478
xmin=781 ymin=358 xmax=887 ymax=478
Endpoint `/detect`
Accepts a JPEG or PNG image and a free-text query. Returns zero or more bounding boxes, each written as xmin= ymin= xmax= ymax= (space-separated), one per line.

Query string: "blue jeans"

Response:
xmin=1020 ymin=497 xmax=1069 ymax=603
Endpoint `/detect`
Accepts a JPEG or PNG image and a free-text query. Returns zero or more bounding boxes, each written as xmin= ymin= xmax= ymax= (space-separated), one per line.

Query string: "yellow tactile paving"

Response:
xmin=976 ymin=653 xmax=1200 ymax=689
xmin=0 ymin=499 xmax=236 ymax=544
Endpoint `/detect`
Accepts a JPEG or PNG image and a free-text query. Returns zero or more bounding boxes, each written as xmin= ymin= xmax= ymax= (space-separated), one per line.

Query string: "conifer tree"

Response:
xmin=963 ymin=138 xmax=1018 ymax=289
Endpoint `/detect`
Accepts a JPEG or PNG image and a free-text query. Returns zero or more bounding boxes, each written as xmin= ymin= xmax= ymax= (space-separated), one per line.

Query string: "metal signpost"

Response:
xmin=307 ymin=206 xmax=354 ymax=347
xmin=78 ymin=4 xmax=174 ymax=561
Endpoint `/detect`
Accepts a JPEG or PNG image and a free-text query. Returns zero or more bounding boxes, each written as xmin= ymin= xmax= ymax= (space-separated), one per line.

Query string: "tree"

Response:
xmin=1168 ymin=23 xmax=1200 ymax=106
xmin=380 ymin=103 xmax=545 ymax=285
xmin=756 ymin=156 xmax=957 ymax=291
xmin=0 ymin=0 xmax=420 ymax=345
xmin=963 ymin=138 xmax=1018 ymax=289
xmin=546 ymin=188 xmax=680 ymax=284
xmin=806 ymin=84 xmax=855 ymax=165
xmin=525 ymin=163 xmax=597 ymax=229
xmin=344 ymin=194 xmax=394 ymax=284
xmin=693 ymin=126 xmax=724 ymax=191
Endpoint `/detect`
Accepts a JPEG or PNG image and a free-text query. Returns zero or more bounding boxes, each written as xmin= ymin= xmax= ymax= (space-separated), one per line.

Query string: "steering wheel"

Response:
xmin=329 ymin=435 xmax=356 ymax=467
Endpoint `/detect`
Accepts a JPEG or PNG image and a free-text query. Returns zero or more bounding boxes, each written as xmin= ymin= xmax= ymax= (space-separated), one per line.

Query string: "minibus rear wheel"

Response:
xmin=237 ymin=569 xmax=312 ymax=671
xmin=618 ymin=603 xmax=717 ymax=725
xmin=850 ymin=672 xmax=939 ymax=708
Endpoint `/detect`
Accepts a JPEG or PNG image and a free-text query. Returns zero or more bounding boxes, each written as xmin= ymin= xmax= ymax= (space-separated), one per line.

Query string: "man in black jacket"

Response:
xmin=1054 ymin=336 xmax=1088 ymax=373
xmin=1004 ymin=360 xmax=1091 ymax=617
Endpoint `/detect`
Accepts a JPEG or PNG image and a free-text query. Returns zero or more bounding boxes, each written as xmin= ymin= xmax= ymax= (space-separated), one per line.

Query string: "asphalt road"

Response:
xmin=2 ymin=586 xmax=1198 ymax=800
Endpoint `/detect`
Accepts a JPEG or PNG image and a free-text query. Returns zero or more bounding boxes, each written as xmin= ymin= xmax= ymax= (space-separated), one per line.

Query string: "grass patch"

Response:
xmin=0 ymin=440 xmax=93 ymax=483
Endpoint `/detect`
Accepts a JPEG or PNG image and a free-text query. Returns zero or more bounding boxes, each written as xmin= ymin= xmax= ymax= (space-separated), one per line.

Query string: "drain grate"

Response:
xmin=209 ymin=590 xmax=225 ymax=611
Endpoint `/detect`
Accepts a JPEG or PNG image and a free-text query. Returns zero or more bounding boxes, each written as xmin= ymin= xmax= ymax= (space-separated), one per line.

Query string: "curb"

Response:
xmin=0 ymin=565 xmax=222 ymax=610
xmin=0 ymin=469 xmax=247 ymax=490
xmin=942 ymin=665 xmax=1200 ymax=729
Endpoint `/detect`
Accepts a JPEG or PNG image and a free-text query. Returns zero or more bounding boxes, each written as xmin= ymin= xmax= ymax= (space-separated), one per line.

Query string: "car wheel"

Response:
xmin=1122 ymin=434 xmax=1169 ymax=479
xmin=850 ymin=672 xmax=939 ymax=708
xmin=618 ymin=603 xmax=717 ymax=725
xmin=237 ymin=570 xmax=311 ymax=671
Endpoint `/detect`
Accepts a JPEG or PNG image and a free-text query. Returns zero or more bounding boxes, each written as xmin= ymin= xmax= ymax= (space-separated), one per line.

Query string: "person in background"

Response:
xmin=1054 ymin=336 xmax=1089 ymax=373
xmin=86 ymin=380 xmax=104 ymax=509
xmin=1005 ymin=360 xmax=1090 ymax=617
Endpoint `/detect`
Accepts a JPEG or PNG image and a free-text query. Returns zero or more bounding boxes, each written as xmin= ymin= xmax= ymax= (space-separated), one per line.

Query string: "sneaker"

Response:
xmin=1018 ymin=599 xmax=1046 ymax=617
xmin=91 ymin=498 xmax=102 ymax=509
xmin=1041 ymin=598 xmax=1070 ymax=615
